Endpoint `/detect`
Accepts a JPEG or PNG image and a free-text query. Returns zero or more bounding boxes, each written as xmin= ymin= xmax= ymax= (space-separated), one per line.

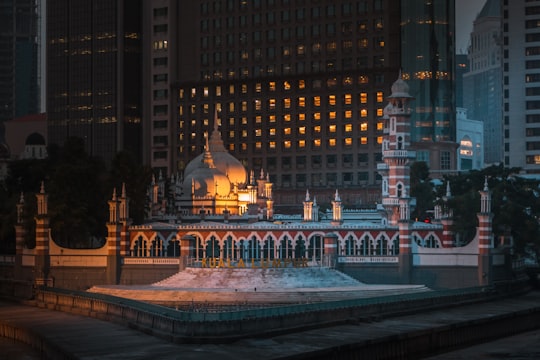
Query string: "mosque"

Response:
xmin=10 ymin=75 xmax=513 ymax=292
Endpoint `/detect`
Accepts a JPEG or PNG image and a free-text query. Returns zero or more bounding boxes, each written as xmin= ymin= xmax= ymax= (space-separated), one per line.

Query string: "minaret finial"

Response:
xmin=483 ymin=176 xmax=489 ymax=191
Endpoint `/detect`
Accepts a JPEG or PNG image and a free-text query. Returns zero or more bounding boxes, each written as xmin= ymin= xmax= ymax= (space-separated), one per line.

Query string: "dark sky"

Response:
xmin=456 ymin=0 xmax=486 ymax=53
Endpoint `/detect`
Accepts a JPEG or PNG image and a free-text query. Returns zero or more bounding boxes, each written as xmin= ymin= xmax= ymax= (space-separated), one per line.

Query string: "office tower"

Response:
xmin=164 ymin=1 xmax=456 ymax=206
xmin=463 ymin=0 xmax=502 ymax=166
xmin=0 ymin=0 xmax=39 ymax=123
xmin=503 ymin=0 xmax=540 ymax=173
xmin=455 ymin=54 xmax=468 ymax=109
xmin=400 ymin=0 xmax=458 ymax=177
xmin=46 ymin=0 xmax=142 ymax=165
xmin=141 ymin=0 xmax=180 ymax=175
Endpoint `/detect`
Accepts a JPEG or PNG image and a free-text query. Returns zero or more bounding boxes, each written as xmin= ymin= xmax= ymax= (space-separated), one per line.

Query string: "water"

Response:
xmin=0 ymin=337 xmax=41 ymax=360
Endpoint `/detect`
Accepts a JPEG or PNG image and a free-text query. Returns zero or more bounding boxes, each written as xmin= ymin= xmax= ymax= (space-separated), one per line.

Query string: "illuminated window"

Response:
xmin=256 ymin=142 xmax=262 ymax=149
xmin=229 ymin=130 xmax=235 ymax=138
xmin=377 ymin=136 xmax=383 ymax=144
xmin=299 ymin=79 xmax=305 ymax=89
xmin=284 ymin=98 xmax=291 ymax=108
xmin=314 ymin=96 xmax=321 ymax=106
xmin=269 ymin=114 xmax=276 ymax=122
xmin=359 ymin=38 xmax=368 ymax=48
xmin=284 ymin=81 xmax=291 ymax=90
xmin=360 ymin=137 xmax=368 ymax=145
xmin=360 ymin=122 xmax=368 ymax=131
xmin=229 ymin=85 xmax=235 ymax=95
xmin=377 ymin=108 xmax=383 ymax=117
xmin=241 ymin=117 xmax=248 ymax=125
xmin=329 ymin=124 xmax=337 ymax=133
xmin=358 ymin=75 xmax=368 ymax=84
xmin=269 ymin=82 xmax=276 ymax=91
xmin=284 ymin=128 xmax=292 ymax=135
xmin=241 ymin=101 xmax=248 ymax=111
xmin=284 ymin=140 xmax=292 ymax=148
xmin=299 ymin=126 xmax=306 ymax=134
xmin=229 ymin=102 xmax=235 ymax=111
xmin=297 ymin=45 xmax=305 ymax=55
xmin=269 ymin=99 xmax=276 ymax=109
xmin=345 ymin=110 xmax=352 ymax=118
xmin=377 ymin=92 xmax=384 ymax=103
xmin=228 ymin=117 xmax=234 ymax=126
xmin=241 ymin=143 xmax=248 ymax=151
xmin=344 ymin=138 xmax=353 ymax=146
xmin=329 ymin=111 xmax=336 ymax=119
xmin=327 ymin=42 xmax=337 ymax=52
xmin=298 ymin=97 xmax=306 ymax=107
xmin=269 ymin=128 xmax=276 ymax=136
xmin=344 ymin=124 xmax=353 ymax=132
xmin=255 ymin=129 xmax=262 ymax=137
xmin=344 ymin=94 xmax=352 ymax=105
xmin=298 ymin=140 xmax=306 ymax=147
xmin=269 ymin=141 xmax=276 ymax=149
xmin=360 ymin=93 xmax=368 ymax=104
xmin=314 ymin=125 xmax=321 ymax=133
xmin=284 ymin=114 xmax=291 ymax=122
xmin=242 ymin=130 xmax=248 ymax=137
xmin=255 ymin=99 xmax=262 ymax=110
xmin=229 ymin=144 xmax=235 ymax=151
xmin=328 ymin=138 xmax=336 ymax=147
xmin=314 ymin=112 xmax=321 ymax=120
xmin=255 ymin=83 xmax=262 ymax=92
xmin=377 ymin=122 xmax=384 ymax=131
xmin=313 ymin=139 xmax=321 ymax=147
xmin=255 ymin=115 xmax=262 ymax=123
xmin=298 ymin=113 xmax=306 ymax=121
xmin=360 ymin=109 xmax=368 ymax=117
xmin=328 ymin=95 xmax=336 ymax=105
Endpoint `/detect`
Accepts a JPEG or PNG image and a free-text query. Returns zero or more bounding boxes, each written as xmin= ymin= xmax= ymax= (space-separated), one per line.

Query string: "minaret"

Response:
xmin=477 ymin=176 xmax=493 ymax=286
xmin=381 ymin=73 xmax=416 ymax=226
xmin=331 ymin=189 xmax=343 ymax=225
xmin=303 ymin=189 xmax=313 ymax=221
xmin=440 ymin=181 xmax=455 ymax=248
xmin=35 ymin=181 xmax=51 ymax=285
xmin=106 ymin=188 xmax=121 ymax=284
xmin=14 ymin=193 xmax=26 ymax=279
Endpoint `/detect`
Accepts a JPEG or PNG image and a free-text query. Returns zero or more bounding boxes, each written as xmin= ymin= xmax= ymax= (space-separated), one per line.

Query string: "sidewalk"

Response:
xmin=1 ymin=291 xmax=540 ymax=359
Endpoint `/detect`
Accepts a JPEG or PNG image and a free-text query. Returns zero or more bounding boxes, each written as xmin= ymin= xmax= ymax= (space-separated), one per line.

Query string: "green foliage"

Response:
xmin=1 ymin=137 xmax=153 ymax=250
xmin=410 ymin=161 xmax=434 ymax=221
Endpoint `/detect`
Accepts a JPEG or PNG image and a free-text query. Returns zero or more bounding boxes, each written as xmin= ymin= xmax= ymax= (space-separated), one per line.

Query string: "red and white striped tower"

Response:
xmin=477 ymin=177 xmax=493 ymax=286
xmin=440 ymin=182 xmax=455 ymax=248
xmin=118 ymin=183 xmax=131 ymax=258
xmin=381 ymin=73 xmax=416 ymax=227
xmin=14 ymin=193 xmax=26 ymax=279
xmin=380 ymin=74 xmax=416 ymax=282
xmin=34 ymin=181 xmax=50 ymax=284
xmin=106 ymin=188 xmax=122 ymax=284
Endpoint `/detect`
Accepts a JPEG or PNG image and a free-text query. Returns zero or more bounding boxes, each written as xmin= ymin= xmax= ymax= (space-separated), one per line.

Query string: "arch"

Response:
xmin=358 ymin=233 xmax=375 ymax=255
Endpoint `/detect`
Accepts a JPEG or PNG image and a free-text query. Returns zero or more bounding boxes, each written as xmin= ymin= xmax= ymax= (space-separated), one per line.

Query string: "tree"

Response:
xmin=410 ymin=161 xmax=434 ymax=221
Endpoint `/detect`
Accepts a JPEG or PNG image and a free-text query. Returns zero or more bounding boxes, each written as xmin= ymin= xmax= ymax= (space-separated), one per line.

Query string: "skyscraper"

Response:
xmin=164 ymin=1 xmax=457 ymax=207
xmin=400 ymin=0 xmax=458 ymax=177
xmin=503 ymin=0 xmax=540 ymax=173
xmin=463 ymin=0 xmax=502 ymax=166
xmin=0 ymin=0 xmax=39 ymax=123
xmin=46 ymin=0 xmax=143 ymax=164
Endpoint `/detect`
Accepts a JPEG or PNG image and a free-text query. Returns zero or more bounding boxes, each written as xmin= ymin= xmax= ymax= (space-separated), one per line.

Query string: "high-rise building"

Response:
xmin=503 ymin=0 xmax=540 ymax=173
xmin=0 ymin=0 xmax=39 ymax=123
xmin=162 ymin=1 xmax=457 ymax=207
xmin=400 ymin=0 xmax=458 ymax=177
xmin=141 ymin=0 xmax=180 ymax=175
xmin=463 ymin=0 xmax=502 ymax=166
xmin=46 ymin=0 xmax=143 ymax=165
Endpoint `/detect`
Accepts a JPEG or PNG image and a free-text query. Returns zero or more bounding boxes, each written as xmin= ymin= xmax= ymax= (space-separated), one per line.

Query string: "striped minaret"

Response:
xmin=477 ymin=177 xmax=493 ymax=286
xmin=106 ymin=188 xmax=122 ymax=284
xmin=14 ymin=193 xmax=26 ymax=279
xmin=34 ymin=181 xmax=50 ymax=283
xmin=303 ymin=189 xmax=313 ymax=221
xmin=440 ymin=182 xmax=455 ymax=248
xmin=331 ymin=189 xmax=343 ymax=225
xmin=381 ymin=73 xmax=416 ymax=226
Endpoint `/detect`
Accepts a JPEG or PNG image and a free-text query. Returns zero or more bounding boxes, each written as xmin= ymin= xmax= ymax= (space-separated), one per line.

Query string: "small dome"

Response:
xmin=182 ymin=163 xmax=232 ymax=198
xmin=25 ymin=132 xmax=46 ymax=145
xmin=388 ymin=72 xmax=414 ymax=99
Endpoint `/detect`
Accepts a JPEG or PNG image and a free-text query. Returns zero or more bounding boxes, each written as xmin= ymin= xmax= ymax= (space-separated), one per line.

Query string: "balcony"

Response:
xmin=383 ymin=150 xmax=416 ymax=158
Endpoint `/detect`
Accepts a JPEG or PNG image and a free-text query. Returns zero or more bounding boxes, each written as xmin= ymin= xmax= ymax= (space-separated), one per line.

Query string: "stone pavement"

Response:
xmin=1 ymin=291 xmax=540 ymax=359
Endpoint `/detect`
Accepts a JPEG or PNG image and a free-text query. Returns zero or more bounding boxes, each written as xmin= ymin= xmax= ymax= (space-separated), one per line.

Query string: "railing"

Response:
xmin=30 ymin=285 xmax=501 ymax=341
